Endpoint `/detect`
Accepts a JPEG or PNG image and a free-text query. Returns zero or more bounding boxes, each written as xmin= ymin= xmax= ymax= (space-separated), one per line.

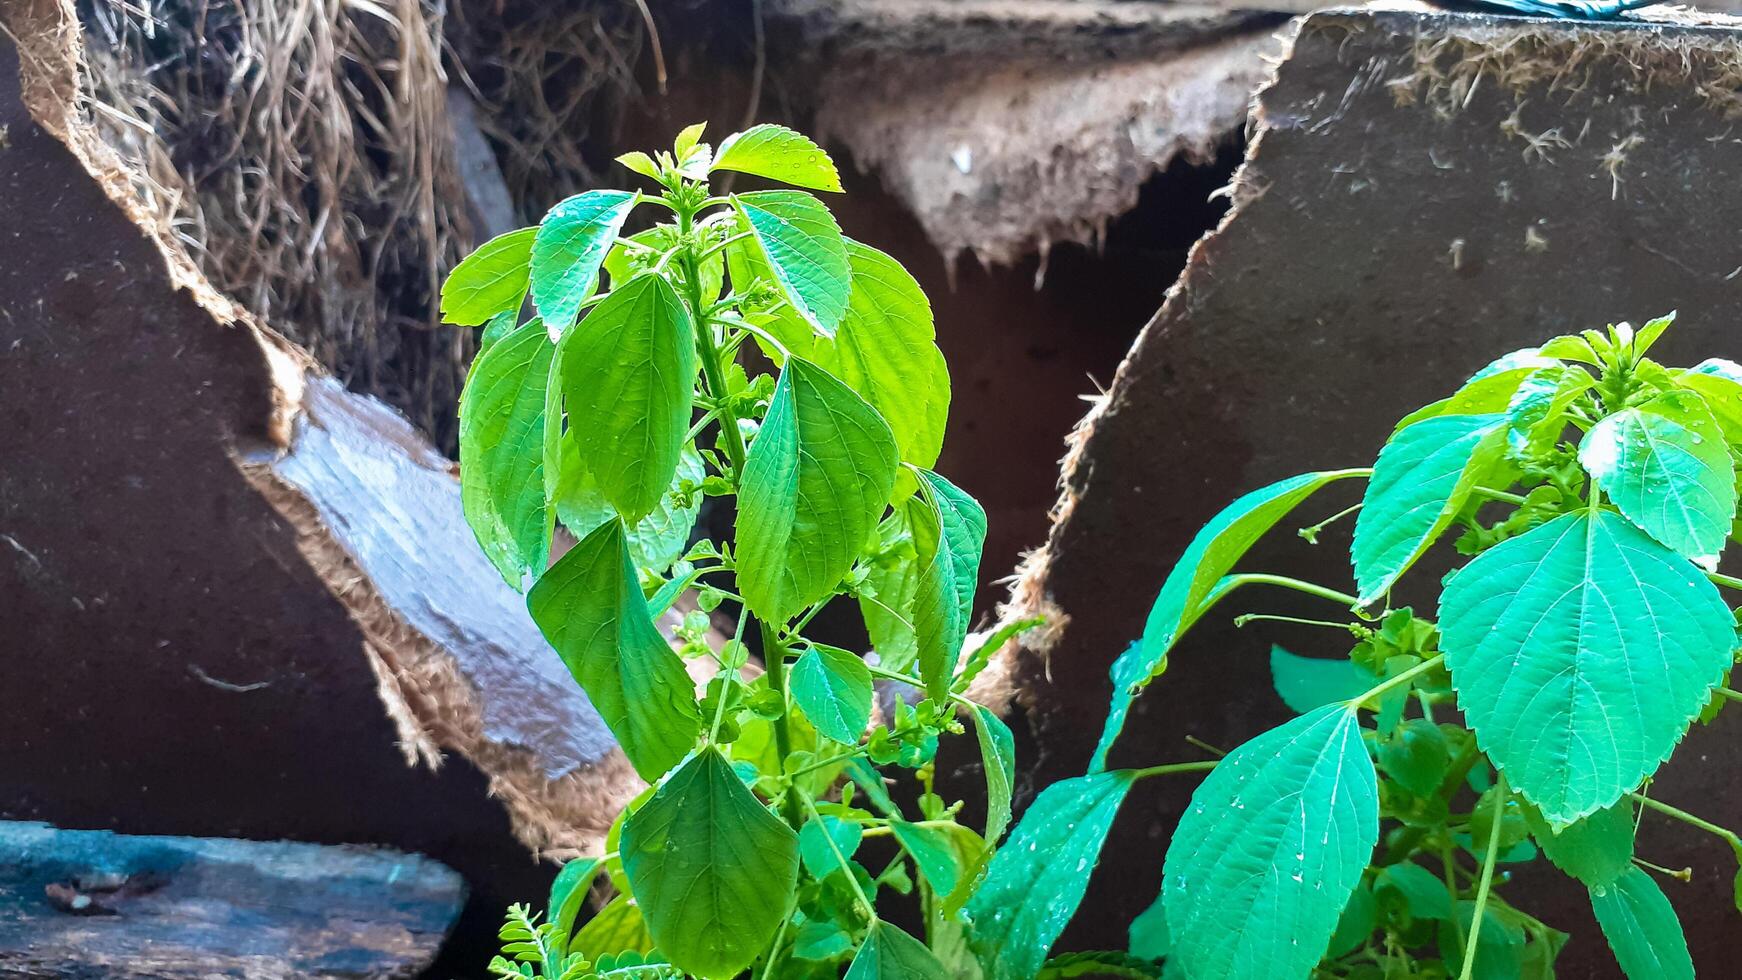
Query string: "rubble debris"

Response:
xmin=0 ymin=821 xmax=462 ymax=978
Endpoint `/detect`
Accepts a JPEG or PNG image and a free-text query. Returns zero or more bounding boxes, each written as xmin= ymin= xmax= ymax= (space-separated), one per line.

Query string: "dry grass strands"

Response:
xmin=78 ymin=0 xmax=473 ymax=447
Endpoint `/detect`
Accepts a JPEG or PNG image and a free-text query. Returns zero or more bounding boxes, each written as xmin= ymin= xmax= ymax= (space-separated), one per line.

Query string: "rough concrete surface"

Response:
xmin=1009 ymin=6 xmax=1742 ymax=972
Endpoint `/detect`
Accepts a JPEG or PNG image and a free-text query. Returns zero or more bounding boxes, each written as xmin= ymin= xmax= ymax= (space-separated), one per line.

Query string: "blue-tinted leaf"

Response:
xmin=1269 ymin=645 xmax=1376 ymax=714
xmin=1579 ymin=390 xmax=1735 ymax=567
xmin=966 ymin=771 xmax=1136 ymax=980
xmin=1353 ymin=413 xmax=1507 ymax=603
xmin=1164 ymin=706 xmax=1378 ymax=980
xmin=1440 ymin=511 xmax=1734 ymax=824
xmin=733 ymin=190 xmax=851 ymax=335
xmin=1528 ymin=800 xmax=1635 ymax=887
xmin=531 ymin=190 xmax=637 ymax=328
xmin=1590 ymin=866 xmax=1693 ymax=980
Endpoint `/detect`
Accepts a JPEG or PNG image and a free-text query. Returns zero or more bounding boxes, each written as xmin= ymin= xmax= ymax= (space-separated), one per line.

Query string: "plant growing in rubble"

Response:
xmin=445 ymin=122 xmax=1041 ymax=979
xmin=967 ymin=314 xmax=1742 ymax=980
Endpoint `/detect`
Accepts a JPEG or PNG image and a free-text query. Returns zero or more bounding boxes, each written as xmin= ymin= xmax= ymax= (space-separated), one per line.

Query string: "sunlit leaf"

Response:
xmin=1579 ymin=389 xmax=1735 ymax=568
xmin=442 ymin=227 xmax=536 ymax=325
xmin=712 ymin=124 xmax=843 ymax=192
xmin=733 ymin=190 xmax=851 ymax=335
xmin=531 ymin=190 xmax=637 ymax=328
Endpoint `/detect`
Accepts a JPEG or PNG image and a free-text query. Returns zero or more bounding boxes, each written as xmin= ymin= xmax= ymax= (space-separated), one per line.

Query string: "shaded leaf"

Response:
xmin=557 ymin=444 xmax=703 ymax=577
xmin=575 ymin=895 xmax=656 ymax=958
xmin=1269 ymin=645 xmax=1376 ymax=714
xmin=459 ymin=319 xmax=556 ymax=587
xmin=549 ymin=856 xmax=604 ymax=945
xmin=969 ymin=703 xmax=1016 ymax=843
xmin=909 ymin=468 xmax=987 ymax=699
xmin=733 ymin=190 xmax=851 ymax=335
xmin=527 ymin=520 xmax=702 ymax=780
xmin=556 ymin=273 xmax=696 ymax=522
xmin=1527 ymin=800 xmax=1635 ymax=887
xmin=620 ymin=748 xmax=800 ymax=979
xmin=844 ymin=922 xmax=948 ymax=980
xmin=737 ymin=358 xmax=899 ymax=623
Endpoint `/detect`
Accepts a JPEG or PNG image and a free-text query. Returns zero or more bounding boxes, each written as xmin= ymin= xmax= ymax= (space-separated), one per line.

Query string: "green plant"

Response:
xmin=969 ymin=315 xmax=1742 ymax=980
xmin=445 ymin=122 xmax=1035 ymax=979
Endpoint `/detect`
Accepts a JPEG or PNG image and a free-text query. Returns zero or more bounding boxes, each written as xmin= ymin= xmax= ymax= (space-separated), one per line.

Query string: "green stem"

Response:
xmin=1469 ymin=486 xmax=1529 ymax=506
xmin=1459 ymin=773 xmax=1509 ymax=980
xmin=1233 ymin=612 xmax=1363 ymax=633
xmin=763 ymin=621 xmax=804 ymax=829
xmin=801 ymin=795 xmax=875 ymax=919
xmin=1441 ymin=844 xmax=1467 ymax=953
xmin=1630 ymin=792 xmax=1742 ymax=846
xmin=1717 ymin=687 xmax=1742 ymax=704
xmin=1348 ymin=654 xmax=1446 ymax=710
xmin=1298 ymin=502 xmax=1362 ymax=543
xmin=1708 ymin=571 xmax=1742 ymax=593
xmin=1131 ymin=760 xmax=1219 ymax=779
xmin=1218 ymin=573 xmax=1361 ymax=608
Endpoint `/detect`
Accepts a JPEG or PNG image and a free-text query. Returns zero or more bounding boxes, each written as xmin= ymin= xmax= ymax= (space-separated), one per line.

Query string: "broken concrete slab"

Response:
xmin=0 ymin=0 xmax=640 ymax=964
xmin=0 ymin=821 xmax=463 ymax=978
xmin=769 ymin=0 xmax=1293 ymax=267
xmin=1004 ymin=5 xmax=1742 ymax=970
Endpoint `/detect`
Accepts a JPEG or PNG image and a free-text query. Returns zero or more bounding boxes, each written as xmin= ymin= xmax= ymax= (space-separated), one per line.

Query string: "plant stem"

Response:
xmin=1131 ymin=760 xmax=1219 ymax=779
xmin=1469 ymin=486 xmax=1530 ymax=506
xmin=1456 ymin=776 xmax=1512 ymax=980
xmin=762 ymin=620 xmax=803 ymax=829
xmin=1441 ymin=844 xmax=1467 ymax=953
xmin=1233 ymin=613 xmax=1363 ymax=633
xmin=1717 ymin=687 xmax=1742 ymax=704
xmin=1708 ymin=571 xmax=1742 ymax=593
xmin=802 ymin=795 xmax=875 ymax=919
xmin=1348 ymin=654 xmax=1446 ymax=710
xmin=1630 ymin=792 xmax=1742 ymax=846
xmin=1298 ymin=502 xmax=1363 ymax=543
xmin=1219 ymin=573 xmax=1361 ymax=608
xmin=1459 ymin=773 xmax=1508 ymax=980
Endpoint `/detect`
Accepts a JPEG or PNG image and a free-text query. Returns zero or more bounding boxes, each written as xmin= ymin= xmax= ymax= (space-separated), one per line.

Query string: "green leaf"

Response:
xmin=1377 ymin=718 xmax=1451 ymax=797
xmin=790 ymin=643 xmax=873 ymax=744
xmin=844 ymin=922 xmax=948 ymax=980
xmin=1440 ymin=903 xmax=1524 ymax=980
xmin=1579 ymin=390 xmax=1735 ymax=567
xmin=531 ymin=189 xmax=637 ymax=328
xmin=1397 ymin=350 xmax=1557 ymax=427
xmin=712 ymin=124 xmax=843 ymax=192
xmin=1269 ymin=645 xmax=1376 ymax=714
xmin=733 ymin=190 xmax=852 ymax=335
xmin=892 ymin=820 xmax=986 ymax=907
xmin=1527 ymin=800 xmax=1635 ymax=887
xmin=443 ymin=227 xmax=536 ymax=325
xmin=527 ymin=520 xmax=702 ymax=780
xmin=909 ymin=468 xmax=987 ymax=700
xmin=787 ymin=241 xmax=948 ymax=468
xmin=604 ymin=225 xmax=722 ymax=305
xmin=1507 ymin=364 xmax=1593 ymax=455
xmin=1128 ymin=889 xmax=1169 ymax=960
xmin=620 ymin=747 xmax=800 ymax=979
xmin=1126 ymin=470 xmax=1362 ymax=720
xmin=549 ymin=856 xmax=604 ymax=946
xmin=574 ymin=895 xmax=655 ymax=958
xmin=459 ymin=319 xmax=557 ymax=587
xmin=478 ymin=309 xmax=520 ymax=354
xmin=1327 ymin=882 xmax=1377 ymax=959
xmin=1676 ymin=358 xmax=1742 ymax=446
xmin=1353 ymin=413 xmax=1507 ymax=603
xmin=1439 ymin=510 xmax=1735 ymax=824
xmin=1163 ymin=705 xmax=1379 ymax=980
xmin=859 ymin=508 xmax=922 ymax=672
xmin=556 ymin=273 xmax=696 ymax=523
xmin=1590 ymin=866 xmax=1694 ymax=980
xmin=616 ymin=151 xmax=661 ymax=182
xmin=1038 ymin=952 xmax=1164 ymax=979
xmin=798 ymin=814 xmax=863 ymax=878
xmin=1374 ymin=862 xmax=1452 ymax=921
xmin=737 ymin=358 xmax=899 ymax=623
xmin=969 ymin=703 xmax=1016 ymax=843
xmin=966 ymin=771 xmax=1136 ymax=980
xmin=557 ymin=444 xmax=703 ymax=576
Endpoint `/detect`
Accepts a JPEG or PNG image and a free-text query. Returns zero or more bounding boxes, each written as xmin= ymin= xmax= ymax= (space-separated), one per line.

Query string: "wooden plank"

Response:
xmin=0 ymin=822 xmax=464 ymax=979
